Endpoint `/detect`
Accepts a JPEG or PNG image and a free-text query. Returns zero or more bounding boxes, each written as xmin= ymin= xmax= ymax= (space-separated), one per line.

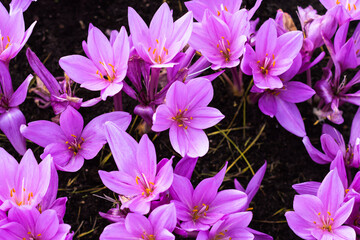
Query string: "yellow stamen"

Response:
xmin=135 ymin=176 xmax=140 ymax=185
xmin=224 ymin=6 xmax=228 ymax=11
xmin=156 ymin=39 xmax=159 ymax=44
xmin=348 ymin=3 xmax=351 ymax=11
xmin=7 ymin=36 xmax=10 ymax=42
xmin=354 ymin=4 xmax=357 ymax=10
xmin=217 ymin=10 xmax=220 ymax=16
xmin=71 ymin=134 xmax=77 ymax=138
xmin=148 ymin=47 xmax=151 ymax=52
xmin=273 ymin=61 xmax=276 ymax=67
xmin=153 ymin=48 xmax=156 ymax=54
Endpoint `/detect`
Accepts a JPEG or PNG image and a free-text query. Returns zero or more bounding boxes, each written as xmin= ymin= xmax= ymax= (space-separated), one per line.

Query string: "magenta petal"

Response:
xmin=279 ymin=81 xmax=315 ymax=103
xmin=187 ymin=107 xmax=224 ymax=129
xmin=169 ymin=174 xmax=194 ymax=208
xmin=100 ymin=83 xmax=123 ymax=100
xmin=246 ymin=161 xmax=267 ymax=203
xmin=35 ymin=210 xmax=59 ymax=239
xmin=332 ymin=225 xmax=356 ymax=239
xmin=333 ymin=198 xmax=354 ymax=228
xmin=152 ymin=105 xmax=173 ymax=132
xmin=149 ymin=203 xmax=177 ymax=233
xmin=0 ymin=107 xmax=26 ymax=155
xmin=125 ymin=213 xmax=153 ymax=237
xmin=350 ymin=108 xmax=360 ymax=145
xmin=317 ymin=169 xmax=344 ymax=214
xmin=136 ymin=134 xmax=157 ymax=180
xmin=104 ymin=121 xmax=138 ymax=174
xmin=59 ymin=55 xmax=98 ymax=84
xmin=169 ymin=125 xmax=188 ymax=157
xmin=285 ymin=211 xmax=314 ymax=239
xmin=321 ymin=134 xmax=341 ymax=159
xmin=0 ymin=61 xmax=13 ymax=97
xmin=42 ymin=143 xmax=73 ymax=172
xmin=209 ymin=190 xmax=247 ymax=215
xmin=112 ymin=26 xmax=130 ymax=70
xmin=186 ymin=127 xmax=209 ymax=158
xmin=20 ymin=121 xmax=65 ymax=147
xmin=8 ymin=74 xmax=32 ymax=107
xmin=78 ymin=138 xmax=104 ymax=160
xmin=293 ymin=194 xmax=323 ymax=223
xmin=255 ymin=19 xmax=277 ymax=59
xmin=241 ymin=44 xmax=257 ymax=75
xmin=193 ymin=177 xmax=220 ymax=206
xmin=82 ymin=111 xmax=131 ymax=141
xmin=100 ymin=222 xmax=133 ymax=239
xmin=302 ymin=136 xmax=332 ymax=164
xmin=274 ymin=98 xmax=306 ymax=137
xmin=166 ymin=81 xmax=188 ymax=113
xmin=154 ymin=159 xmax=173 ymax=194
xmin=98 ymin=170 xmax=139 ymax=196
xmin=258 ymin=93 xmax=277 ymax=117
xmin=0 ymin=148 xmax=18 ymax=202
xmin=276 ymin=31 xmax=303 ymax=60
xmin=292 ymin=181 xmax=320 ymax=195
xmin=59 ymin=106 xmax=84 ymax=139
xmin=174 ymin=156 xmax=198 ymax=180
xmin=186 ymin=78 xmax=213 ymax=107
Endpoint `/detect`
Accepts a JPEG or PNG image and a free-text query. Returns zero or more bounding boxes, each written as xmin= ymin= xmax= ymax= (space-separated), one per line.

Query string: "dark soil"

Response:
xmin=0 ymin=0 xmax=355 ymax=239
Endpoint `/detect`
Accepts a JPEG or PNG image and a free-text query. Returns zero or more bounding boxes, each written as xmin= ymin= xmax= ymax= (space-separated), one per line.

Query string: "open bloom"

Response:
xmin=285 ymin=169 xmax=356 ymax=240
xmin=0 ymin=148 xmax=52 ymax=211
xmin=60 ymin=24 xmax=129 ymax=100
xmin=100 ymin=203 xmax=176 ymax=240
xmin=128 ymin=2 xmax=193 ymax=67
xmin=189 ymin=9 xmax=249 ymax=70
xmin=0 ymin=2 xmax=36 ymax=63
xmin=0 ymin=207 xmax=71 ymax=240
xmin=152 ymin=79 xmax=224 ymax=157
xmin=99 ymin=122 xmax=174 ymax=214
xmin=0 ymin=62 xmax=32 ymax=155
xmin=170 ymin=163 xmax=248 ymax=232
xmin=241 ymin=19 xmax=303 ymax=89
xmin=21 ymin=106 xmax=131 ymax=172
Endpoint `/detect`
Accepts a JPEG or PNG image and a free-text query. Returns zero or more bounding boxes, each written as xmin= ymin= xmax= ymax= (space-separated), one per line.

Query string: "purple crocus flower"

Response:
xmin=196 ymin=212 xmax=254 ymax=240
xmin=128 ymin=2 xmax=193 ymax=68
xmin=241 ymin=19 xmax=303 ymax=89
xmin=0 ymin=207 xmax=71 ymax=240
xmin=152 ymin=79 xmax=224 ymax=158
xmin=189 ymin=9 xmax=249 ymax=70
xmin=0 ymin=2 xmax=36 ymax=63
xmin=100 ymin=203 xmax=176 ymax=240
xmin=27 ymin=48 xmax=101 ymax=115
xmin=170 ymin=163 xmax=248 ymax=232
xmin=234 ymin=161 xmax=267 ymax=211
xmin=59 ymin=24 xmax=129 ymax=100
xmin=99 ymin=122 xmax=174 ymax=214
xmin=0 ymin=62 xmax=32 ymax=154
xmin=20 ymin=106 xmax=131 ymax=172
xmin=0 ymin=148 xmax=52 ymax=211
xmin=303 ymin=108 xmax=360 ymax=167
xmin=285 ymin=169 xmax=356 ymax=240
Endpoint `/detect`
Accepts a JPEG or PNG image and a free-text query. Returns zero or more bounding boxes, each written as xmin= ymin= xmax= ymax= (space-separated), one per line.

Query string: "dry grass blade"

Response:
xmin=214 ymin=125 xmax=254 ymax=175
